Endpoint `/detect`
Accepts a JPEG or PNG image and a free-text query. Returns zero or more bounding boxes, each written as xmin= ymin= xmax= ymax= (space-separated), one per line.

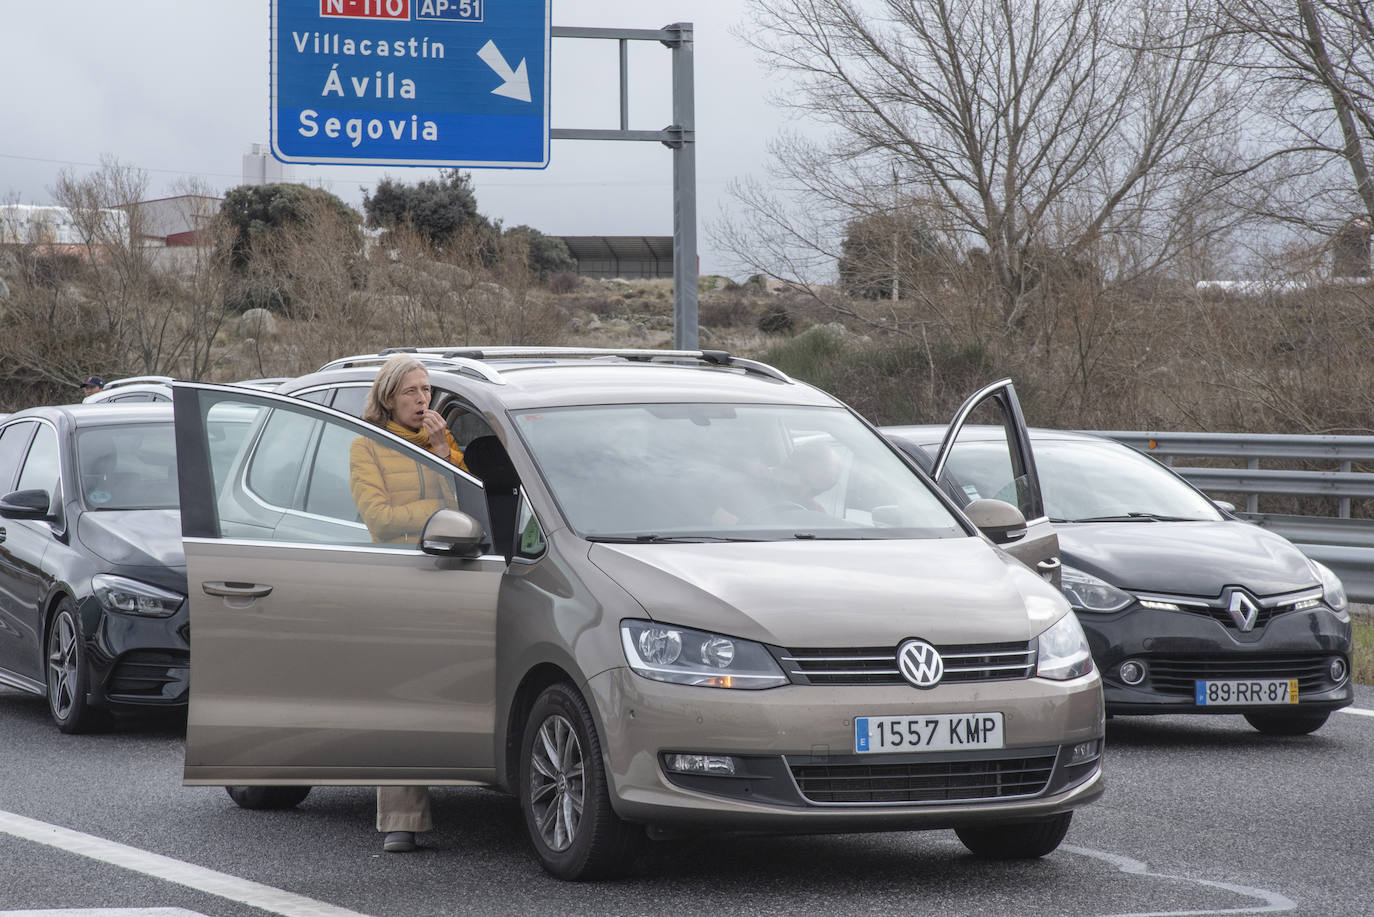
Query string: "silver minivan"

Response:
xmin=171 ymin=348 xmax=1104 ymax=880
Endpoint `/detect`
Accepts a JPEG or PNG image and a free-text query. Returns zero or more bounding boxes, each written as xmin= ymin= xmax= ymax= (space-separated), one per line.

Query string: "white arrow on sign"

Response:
xmin=477 ymin=40 xmax=531 ymax=103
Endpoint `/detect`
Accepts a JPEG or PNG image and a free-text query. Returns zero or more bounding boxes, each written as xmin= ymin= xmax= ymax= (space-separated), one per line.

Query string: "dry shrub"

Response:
xmin=548 ymin=270 xmax=579 ymax=294
xmin=697 ymin=294 xmax=758 ymax=328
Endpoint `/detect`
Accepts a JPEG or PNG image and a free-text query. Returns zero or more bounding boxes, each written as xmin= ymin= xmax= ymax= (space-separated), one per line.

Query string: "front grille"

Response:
xmin=106 ymin=650 xmax=189 ymax=701
xmin=1148 ymin=655 xmax=1333 ymax=696
xmin=1139 ymin=587 xmax=1322 ymax=631
xmin=1182 ymin=604 xmax=1283 ymax=629
xmin=790 ymin=751 xmax=1056 ymax=804
xmin=778 ymin=641 xmax=1034 ymax=686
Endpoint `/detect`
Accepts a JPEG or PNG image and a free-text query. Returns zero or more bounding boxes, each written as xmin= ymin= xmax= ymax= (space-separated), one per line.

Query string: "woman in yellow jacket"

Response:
xmin=348 ymin=352 xmax=466 ymax=852
xmin=350 ymin=354 xmax=467 ymax=543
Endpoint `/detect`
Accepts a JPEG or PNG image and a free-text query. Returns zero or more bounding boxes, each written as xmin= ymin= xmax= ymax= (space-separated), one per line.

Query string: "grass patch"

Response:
xmin=1355 ymin=617 xmax=1374 ymax=686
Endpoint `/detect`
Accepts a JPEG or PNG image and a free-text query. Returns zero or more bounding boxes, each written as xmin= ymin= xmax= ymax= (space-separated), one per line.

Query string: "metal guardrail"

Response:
xmin=1089 ymin=431 xmax=1374 ymax=602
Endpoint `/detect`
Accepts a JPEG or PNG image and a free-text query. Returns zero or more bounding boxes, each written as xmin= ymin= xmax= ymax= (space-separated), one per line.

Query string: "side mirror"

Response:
xmin=0 ymin=489 xmax=54 ymax=521
xmin=964 ymin=498 xmax=1027 ymax=545
xmin=1212 ymin=499 xmax=1236 ymax=514
xmin=419 ymin=508 xmax=486 ymax=557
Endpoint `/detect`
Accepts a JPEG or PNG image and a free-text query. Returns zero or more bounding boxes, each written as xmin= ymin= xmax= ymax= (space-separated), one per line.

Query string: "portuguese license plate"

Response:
xmin=1194 ymin=678 xmax=1298 ymax=706
xmin=854 ymin=713 xmax=1004 ymax=753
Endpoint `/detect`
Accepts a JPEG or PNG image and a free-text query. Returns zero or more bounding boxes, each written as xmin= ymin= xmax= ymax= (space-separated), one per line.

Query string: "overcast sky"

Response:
xmin=1 ymin=1 xmax=794 ymax=276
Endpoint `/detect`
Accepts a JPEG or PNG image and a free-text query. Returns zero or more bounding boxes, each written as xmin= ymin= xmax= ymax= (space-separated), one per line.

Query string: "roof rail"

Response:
xmin=318 ymin=347 xmax=793 ymax=384
xmin=317 ymin=352 xmax=470 ymax=371
xmin=435 ymin=346 xmax=795 ymax=383
xmin=315 ymin=352 xmax=506 ymax=384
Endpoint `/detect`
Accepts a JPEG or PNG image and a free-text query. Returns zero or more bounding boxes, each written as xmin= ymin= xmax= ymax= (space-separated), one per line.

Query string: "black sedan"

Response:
xmin=883 ymin=425 xmax=1353 ymax=735
xmin=0 ymin=403 xmax=188 ymax=732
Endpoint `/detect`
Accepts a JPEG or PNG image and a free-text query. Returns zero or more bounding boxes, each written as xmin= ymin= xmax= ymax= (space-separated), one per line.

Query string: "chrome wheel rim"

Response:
xmin=47 ymin=611 xmax=78 ymax=721
xmin=528 ymin=713 xmax=585 ymax=852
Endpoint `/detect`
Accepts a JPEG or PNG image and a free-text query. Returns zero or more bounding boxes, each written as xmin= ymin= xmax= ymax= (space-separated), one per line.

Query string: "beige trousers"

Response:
xmin=376 ymin=786 xmax=432 ymax=832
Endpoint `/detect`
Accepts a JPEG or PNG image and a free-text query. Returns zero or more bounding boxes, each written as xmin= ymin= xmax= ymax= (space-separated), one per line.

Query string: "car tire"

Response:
xmin=955 ymin=812 xmax=1073 ymax=859
xmin=1243 ymin=710 xmax=1331 ymax=735
xmin=225 ymin=786 xmax=313 ymax=810
xmin=45 ymin=598 xmax=106 ymax=734
xmin=519 ymin=682 xmax=642 ymax=880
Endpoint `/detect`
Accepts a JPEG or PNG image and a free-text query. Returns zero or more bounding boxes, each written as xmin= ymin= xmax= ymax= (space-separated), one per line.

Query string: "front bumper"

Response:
xmin=586 ymin=667 xmax=1105 ymax=832
xmin=84 ymin=598 xmax=191 ymax=710
xmin=1082 ymin=605 xmax=1353 ymax=715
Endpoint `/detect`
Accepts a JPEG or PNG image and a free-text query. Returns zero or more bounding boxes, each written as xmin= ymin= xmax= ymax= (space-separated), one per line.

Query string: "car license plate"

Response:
xmin=854 ymin=713 xmax=1004 ymax=753
xmin=1194 ymin=678 xmax=1298 ymax=706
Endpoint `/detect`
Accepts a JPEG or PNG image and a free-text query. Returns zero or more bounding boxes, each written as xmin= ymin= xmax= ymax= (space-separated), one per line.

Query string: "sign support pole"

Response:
xmin=550 ymin=24 xmax=698 ymax=350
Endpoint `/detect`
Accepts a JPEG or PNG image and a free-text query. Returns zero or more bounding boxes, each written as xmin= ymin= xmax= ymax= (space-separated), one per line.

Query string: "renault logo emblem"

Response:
xmin=1226 ymin=590 xmax=1260 ymax=632
xmin=897 ymin=639 xmax=944 ymax=688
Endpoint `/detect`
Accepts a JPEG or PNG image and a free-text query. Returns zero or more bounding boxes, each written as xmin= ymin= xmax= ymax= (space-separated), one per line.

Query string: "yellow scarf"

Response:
xmin=385 ymin=420 xmax=435 ymax=449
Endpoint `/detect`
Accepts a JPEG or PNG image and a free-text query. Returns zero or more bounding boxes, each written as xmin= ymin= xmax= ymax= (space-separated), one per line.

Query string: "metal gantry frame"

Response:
xmin=549 ymin=23 xmax=698 ymax=350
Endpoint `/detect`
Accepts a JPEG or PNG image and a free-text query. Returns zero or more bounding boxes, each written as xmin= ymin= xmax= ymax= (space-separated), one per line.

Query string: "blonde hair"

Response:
xmin=362 ymin=354 xmax=428 ymax=427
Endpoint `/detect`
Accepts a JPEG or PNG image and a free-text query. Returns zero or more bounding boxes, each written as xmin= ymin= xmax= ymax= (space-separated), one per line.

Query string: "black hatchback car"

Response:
xmin=0 ymin=403 xmax=189 ymax=732
xmin=883 ymin=422 xmax=1353 ymax=735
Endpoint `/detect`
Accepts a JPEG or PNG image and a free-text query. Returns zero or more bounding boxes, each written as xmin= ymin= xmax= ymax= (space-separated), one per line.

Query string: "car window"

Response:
xmin=514 ymin=403 xmax=964 ymax=541
xmin=295 ymin=389 xmax=332 ymax=406
xmin=514 ymin=493 xmax=546 ymax=559
xmin=328 ymin=385 xmax=368 ymax=417
xmin=303 ymin=421 xmax=366 ymax=520
xmin=246 ymin=409 xmax=312 ymax=507
xmin=1032 ymin=439 xmax=1223 ymax=522
xmin=205 ymin=394 xmax=490 ymax=549
xmin=944 ymin=438 xmax=1027 ymax=511
xmin=207 ymin=404 xmax=258 ymax=492
xmin=942 ymin=404 xmax=1034 ymax=519
xmin=16 ymin=423 xmax=60 ymax=510
xmin=76 ymin=422 xmax=178 ymax=510
xmin=0 ymin=421 xmax=36 ymax=494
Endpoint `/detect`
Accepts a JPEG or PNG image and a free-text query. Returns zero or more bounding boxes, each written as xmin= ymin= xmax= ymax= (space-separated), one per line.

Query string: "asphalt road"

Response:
xmin=1 ymin=685 xmax=1371 ymax=917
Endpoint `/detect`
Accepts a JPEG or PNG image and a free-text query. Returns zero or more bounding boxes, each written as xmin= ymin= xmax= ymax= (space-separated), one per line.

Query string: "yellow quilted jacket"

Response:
xmin=348 ymin=421 xmax=467 ymax=544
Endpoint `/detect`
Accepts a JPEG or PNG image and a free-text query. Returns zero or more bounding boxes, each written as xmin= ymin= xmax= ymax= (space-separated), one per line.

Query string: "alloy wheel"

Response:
xmin=527 ymin=713 xmax=585 ymax=852
xmin=47 ymin=610 xmax=79 ymax=721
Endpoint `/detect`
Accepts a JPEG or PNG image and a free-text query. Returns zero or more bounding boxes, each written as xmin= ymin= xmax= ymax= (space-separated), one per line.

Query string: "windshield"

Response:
xmin=946 ymin=437 xmax=1222 ymax=523
xmin=77 ymin=423 xmax=178 ymax=511
xmin=514 ymin=403 xmax=965 ymax=541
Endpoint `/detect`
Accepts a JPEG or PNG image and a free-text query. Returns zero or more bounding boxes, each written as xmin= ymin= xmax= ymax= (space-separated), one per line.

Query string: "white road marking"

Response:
xmin=1336 ymin=706 xmax=1374 ymax=717
xmin=0 ymin=810 xmax=1309 ymax=917
xmin=1065 ymin=845 xmax=1296 ymax=916
xmin=0 ymin=811 xmax=373 ymax=917
xmin=2 ymin=911 xmax=206 ymax=916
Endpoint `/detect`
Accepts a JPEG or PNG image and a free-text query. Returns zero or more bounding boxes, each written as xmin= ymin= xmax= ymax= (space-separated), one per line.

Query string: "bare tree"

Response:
xmin=49 ymin=156 xmax=153 ymax=378
xmin=1220 ymin=0 xmax=1374 ymax=249
xmin=729 ymin=0 xmax=1255 ymax=330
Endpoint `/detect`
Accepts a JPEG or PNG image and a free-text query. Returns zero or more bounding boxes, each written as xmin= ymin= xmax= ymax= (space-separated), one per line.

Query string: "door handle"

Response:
xmin=202 ymin=581 xmax=273 ymax=599
xmin=0 ymin=527 xmax=6 ymax=543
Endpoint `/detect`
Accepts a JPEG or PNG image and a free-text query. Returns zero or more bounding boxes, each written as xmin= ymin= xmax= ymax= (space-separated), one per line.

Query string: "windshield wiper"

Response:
xmin=586 ymin=534 xmax=756 ymax=544
xmin=1059 ymin=512 xmax=1202 ymax=523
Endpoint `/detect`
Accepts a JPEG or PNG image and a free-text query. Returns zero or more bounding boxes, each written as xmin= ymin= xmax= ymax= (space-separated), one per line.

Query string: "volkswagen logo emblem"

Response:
xmin=1225 ymin=589 xmax=1260 ymax=632
xmin=897 ymin=639 xmax=944 ymax=688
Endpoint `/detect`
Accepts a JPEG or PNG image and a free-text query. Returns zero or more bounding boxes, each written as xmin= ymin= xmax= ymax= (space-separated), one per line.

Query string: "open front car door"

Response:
xmin=931 ymin=380 xmax=1061 ymax=587
xmin=172 ymin=383 xmax=505 ymax=787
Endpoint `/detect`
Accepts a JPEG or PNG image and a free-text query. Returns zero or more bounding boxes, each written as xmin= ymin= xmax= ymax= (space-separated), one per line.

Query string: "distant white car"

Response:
xmin=84 ymin=376 xmax=290 ymax=404
xmin=82 ymin=377 xmax=175 ymax=404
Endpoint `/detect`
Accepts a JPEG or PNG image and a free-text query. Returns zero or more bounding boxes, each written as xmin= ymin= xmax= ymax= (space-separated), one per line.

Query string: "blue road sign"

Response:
xmin=271 ymin=0 xmax=550 ymax=168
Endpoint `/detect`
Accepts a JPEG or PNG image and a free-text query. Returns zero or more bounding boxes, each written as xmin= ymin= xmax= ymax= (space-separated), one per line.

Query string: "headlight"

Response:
xmin=1036 ymin=613 xmax=1095 ymax=680
xmin=1060 ymin=565 xmax=1133 ymax=613
xmin=92 ymin=574 xmax=184 ymax=618
xmin=620 ymin=621 xmax=787 ymax=689
xmin=1310 ymin=561 xmax=1349 ymax=618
